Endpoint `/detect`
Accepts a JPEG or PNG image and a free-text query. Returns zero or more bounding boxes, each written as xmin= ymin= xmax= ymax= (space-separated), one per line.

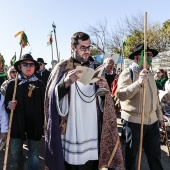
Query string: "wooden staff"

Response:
xmin=52 ymin=22 xmax=60 ymax=63
xmin=120 ymin=44 xmax=124 ymax=71
xmin=51 ymin=42 xmax=54 ymax=68
xmin=137 ymin=12 xmax=147 ymax=170
xmin=3 ymin=45 xmax=23 ymax=170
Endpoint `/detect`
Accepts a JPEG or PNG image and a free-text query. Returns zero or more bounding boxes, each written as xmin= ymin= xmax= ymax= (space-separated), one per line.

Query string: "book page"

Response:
xmin=75 ymin=64 xmax=105 ymax=85
xmin=89 ymin=64 xmax=105 ymax=83
xmin=75 ymin=66 xmax=94 ymax=85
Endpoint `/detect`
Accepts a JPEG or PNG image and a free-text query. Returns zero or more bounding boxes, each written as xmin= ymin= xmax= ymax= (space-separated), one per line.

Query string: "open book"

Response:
xmin=75 ymin=64 xmax=105 ymax=85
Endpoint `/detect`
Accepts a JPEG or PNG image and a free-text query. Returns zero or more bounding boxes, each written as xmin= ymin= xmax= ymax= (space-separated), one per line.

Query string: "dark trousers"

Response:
xmin=124 ymin=121 xmax=163 ymax=170
xmin=65 ymin=160 xmax=98 ymax=170
xmin=65 ymin=160 xmax=114 ymax=170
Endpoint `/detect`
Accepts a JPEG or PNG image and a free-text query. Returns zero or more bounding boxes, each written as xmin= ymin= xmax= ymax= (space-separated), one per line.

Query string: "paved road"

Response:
xmin=0 ymin=116 xmax=170 ymax=170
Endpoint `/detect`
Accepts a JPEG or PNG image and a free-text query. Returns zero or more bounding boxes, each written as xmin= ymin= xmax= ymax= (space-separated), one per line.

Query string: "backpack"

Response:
xmin=111 ymin=68 xmax=134 ymax=112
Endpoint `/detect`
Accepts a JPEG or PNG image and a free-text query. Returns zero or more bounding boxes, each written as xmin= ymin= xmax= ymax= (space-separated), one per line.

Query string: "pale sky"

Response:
xmin=0 ymin=0 xmax=170 ymax=68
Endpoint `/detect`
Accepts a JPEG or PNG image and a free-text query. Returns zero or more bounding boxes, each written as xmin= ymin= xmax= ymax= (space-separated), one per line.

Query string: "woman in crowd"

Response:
xmin=1 ymin=66 xmax=17 ymax=95
xmin=155 ymin=68 xmax=167 ymax=90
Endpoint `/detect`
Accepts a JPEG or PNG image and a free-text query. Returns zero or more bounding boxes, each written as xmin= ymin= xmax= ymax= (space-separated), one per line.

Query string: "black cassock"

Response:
xmin=5 ymin=79 xmax=45 ymax=141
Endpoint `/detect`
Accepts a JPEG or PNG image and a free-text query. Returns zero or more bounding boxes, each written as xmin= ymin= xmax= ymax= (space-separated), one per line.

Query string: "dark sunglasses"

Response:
xmin=139 ymin=53 xmax=153 ymax=57
xmin=147 ymin=53 xmax=153 ymax=57
xmin=10 ymin=70 xmax=17 ymax=74
xmin=21 ymin=62 xmax=35 ymax=67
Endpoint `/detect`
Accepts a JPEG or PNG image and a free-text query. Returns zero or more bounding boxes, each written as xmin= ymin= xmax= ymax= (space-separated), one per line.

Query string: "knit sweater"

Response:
xmin=117 ymin=68 xmax=163 ymax=125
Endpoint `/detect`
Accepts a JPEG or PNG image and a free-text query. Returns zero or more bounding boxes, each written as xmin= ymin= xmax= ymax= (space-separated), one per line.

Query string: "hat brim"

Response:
xmin=14 ymin=59 xmax=40 ymax=72
xmin=129 ymin=49 xmax=158 ymax=60
xmin=38 ymin=62 xmax=47 ymax=65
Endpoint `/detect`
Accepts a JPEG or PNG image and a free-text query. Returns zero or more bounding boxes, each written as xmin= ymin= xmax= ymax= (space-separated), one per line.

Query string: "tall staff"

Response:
xmin=120 ymin=41 xmax=126 ymax=71
xmin=52 ymin=22 xmax=60 ymax=63
xmin=47 ymin=32 xmax=54 ymax=68
xmin=137 ymin=12 xmax=147 ymax=170
xmin=3 ymin=31 xmax=29 ymax=170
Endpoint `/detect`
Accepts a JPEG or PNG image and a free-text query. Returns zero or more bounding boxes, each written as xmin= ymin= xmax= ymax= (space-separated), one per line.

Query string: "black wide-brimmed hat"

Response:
xmin=37 ymin=58 xmax=47 ymax=65
xmin=14 ymin=53 xmax=40 ymax=72
xmin=129 ymin=43 xmax=158 ymax=60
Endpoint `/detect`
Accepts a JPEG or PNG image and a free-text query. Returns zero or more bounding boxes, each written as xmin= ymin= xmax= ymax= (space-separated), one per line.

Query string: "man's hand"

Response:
xmin=1 ymin=132 xmax=7 ymax=141
xmin=159 ymin=120 xmax=164 ymax=128
xmin=8 ymin=100 xmax=17 ymax=110
xmin=138 ymin=69 xmax=149 ymax=86
xmin=64 ymin=70 xmax=83 ymax=88
xmin=96 ymin=76 xmax=107 ymax=88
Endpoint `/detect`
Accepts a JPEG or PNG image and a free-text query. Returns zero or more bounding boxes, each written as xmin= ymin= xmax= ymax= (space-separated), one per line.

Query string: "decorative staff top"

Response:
xmin=47 ymin=31 xmax=53 ymax=45
xmin=14 ymin=31 xmax=29 ymax=48
xmin=52 ymin=22 xmax=56 ymax=33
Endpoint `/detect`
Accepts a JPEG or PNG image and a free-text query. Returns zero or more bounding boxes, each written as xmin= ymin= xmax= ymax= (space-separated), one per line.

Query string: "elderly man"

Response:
xmin=45 ymin=32 xmax=124 ymax=170
xmin=117 ymin=44 xmax=164 ymax=170
xmin=104 ymin=58 xmax=117 ymax=90
xmin=5 ymin=54 xmax=45 ymax=170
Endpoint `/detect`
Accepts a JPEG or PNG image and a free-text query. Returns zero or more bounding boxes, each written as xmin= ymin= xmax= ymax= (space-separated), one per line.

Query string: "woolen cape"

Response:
xmin=44 ymin=57 xmax=124 ymax=170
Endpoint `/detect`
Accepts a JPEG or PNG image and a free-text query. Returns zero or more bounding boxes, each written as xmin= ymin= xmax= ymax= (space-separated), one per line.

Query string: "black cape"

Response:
xmin=5 ymin=79 xmax=45 ymax=141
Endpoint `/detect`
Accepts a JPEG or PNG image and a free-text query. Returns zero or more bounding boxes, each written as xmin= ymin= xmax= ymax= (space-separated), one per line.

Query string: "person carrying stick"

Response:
xmin=4 ymin=54 xmax=45 ymax=170
xmin=117 ymin=43 xmax=164 ymax=170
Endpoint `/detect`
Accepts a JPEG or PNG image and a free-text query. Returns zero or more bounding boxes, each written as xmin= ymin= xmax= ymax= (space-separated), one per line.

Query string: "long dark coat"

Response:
xmin=5 ymin=79 xmax=45 ymax=141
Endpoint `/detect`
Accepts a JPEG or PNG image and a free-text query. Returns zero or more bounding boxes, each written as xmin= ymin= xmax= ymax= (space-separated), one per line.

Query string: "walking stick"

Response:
xmin=3 ymin=46 xmax=23 ymax=170
xmin=3 ymin=31 xmax=28 ymax=170
xmin=137 ymin=12 xmax=147 ymax=170
xmin=52 ymin=22 xmax=60 ymax=63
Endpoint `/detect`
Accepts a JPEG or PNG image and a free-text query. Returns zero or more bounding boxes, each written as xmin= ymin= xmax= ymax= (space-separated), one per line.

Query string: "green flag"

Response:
xmin=10 ymin=53 xmax=16 ymax=66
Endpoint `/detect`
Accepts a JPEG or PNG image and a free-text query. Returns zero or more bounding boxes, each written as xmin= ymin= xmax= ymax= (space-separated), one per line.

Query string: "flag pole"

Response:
xmin=137 ymin=12 xmax=147 ymax=170
xmin=120 ymin=45 xmax=124 ymax=71
xmin=3 ymin=45 xmax=23 ymax=170
xmin=52 ymin=22 xmax=59 ymax=63
xmin=51 ymin=42 xmax=54 ymax=66
xmin=3 ymin=31 xmax=28 ymax=170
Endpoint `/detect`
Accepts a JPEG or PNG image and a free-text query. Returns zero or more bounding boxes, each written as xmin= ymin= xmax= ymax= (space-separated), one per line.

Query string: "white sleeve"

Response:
xmin=0 ymin=95 xmax=9 ymax=133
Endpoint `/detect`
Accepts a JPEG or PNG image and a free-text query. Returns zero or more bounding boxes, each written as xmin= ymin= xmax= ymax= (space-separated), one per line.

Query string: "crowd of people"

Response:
xmin=0 ymin=31 xmax=169 ymax=170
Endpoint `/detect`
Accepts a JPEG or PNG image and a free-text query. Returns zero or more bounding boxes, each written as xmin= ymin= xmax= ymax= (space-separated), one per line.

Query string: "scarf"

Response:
xmin=37 ymin=68 xmax=46 ymax=76
xmin=0 ymin=72 xmax=7 ymax=77
xmin=156 ymin=77 xmax=166 ymax=87
xmin=129 ymin=62 xmax=152 ymax=74
xmin=18 ymin=74 xmax=38 ymax=85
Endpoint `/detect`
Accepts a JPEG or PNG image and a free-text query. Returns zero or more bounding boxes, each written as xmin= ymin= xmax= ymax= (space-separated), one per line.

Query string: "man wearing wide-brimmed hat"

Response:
xmin=5 ymin=54 xmax=45 ymax=170
xmin=34 ymin=58 xmax=50 ymax=86
xmin=117 ymin=44 xmax=164 ymax=170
